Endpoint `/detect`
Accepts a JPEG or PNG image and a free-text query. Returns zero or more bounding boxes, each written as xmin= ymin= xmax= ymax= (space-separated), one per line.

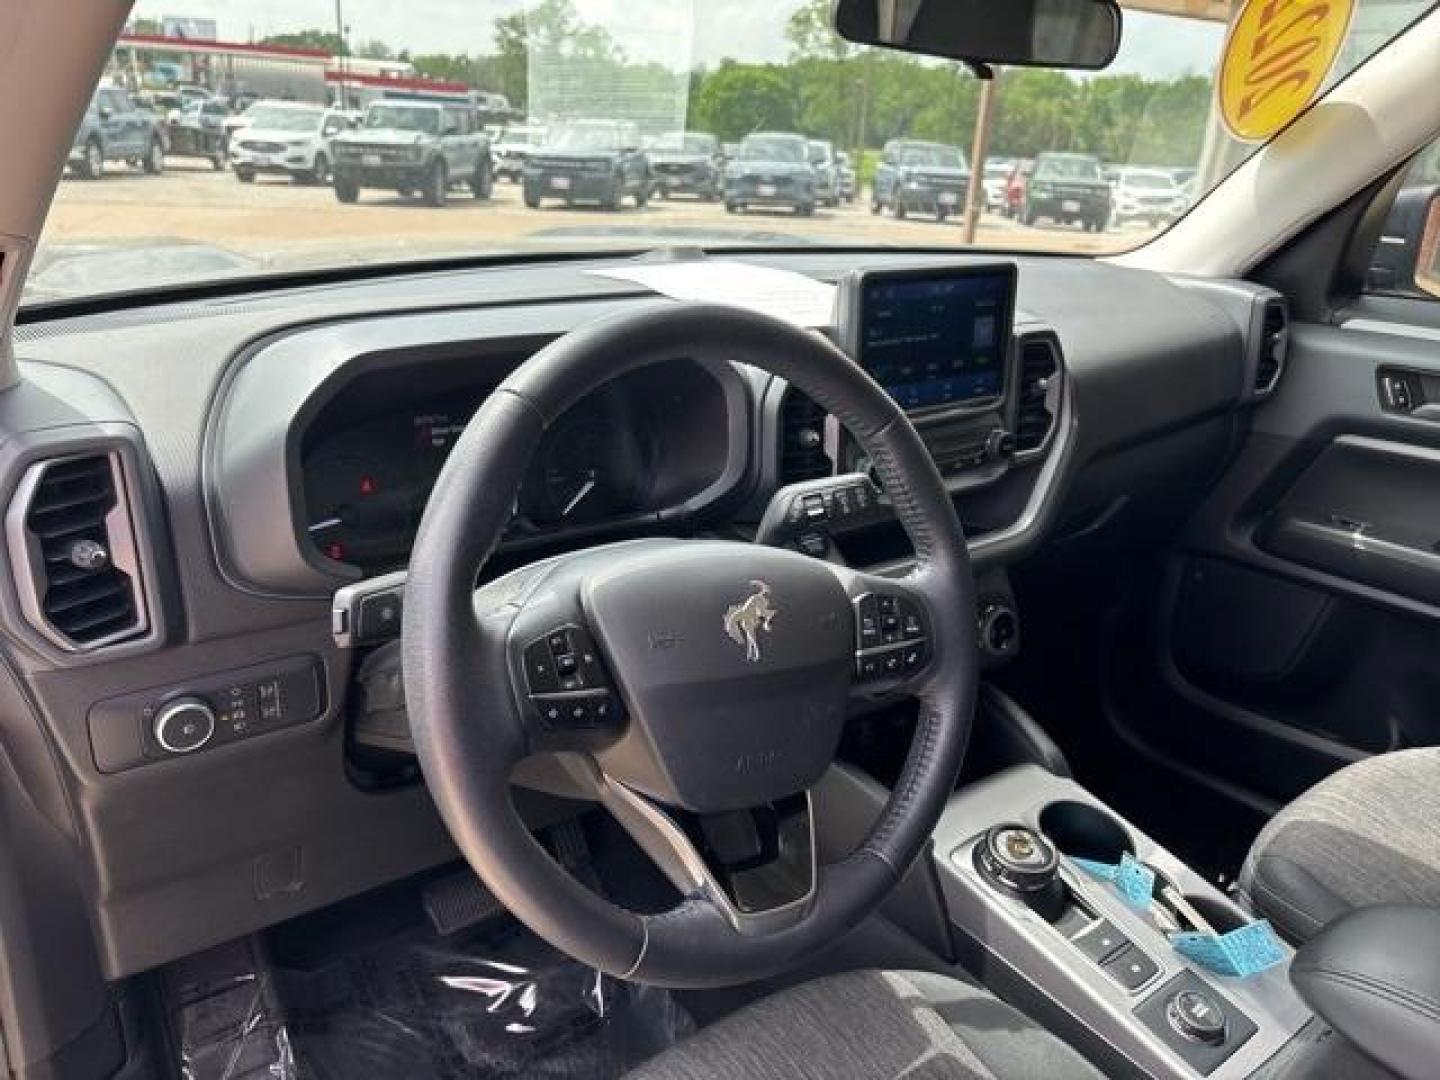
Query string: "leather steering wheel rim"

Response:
xmin=402 ymin=301 xmax=979 ymax=988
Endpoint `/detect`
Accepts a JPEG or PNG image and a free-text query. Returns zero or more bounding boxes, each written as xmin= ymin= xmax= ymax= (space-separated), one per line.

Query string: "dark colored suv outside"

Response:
xmin=872 ymin=139 xmax=970 ymax=221
xmin=648 ymin=131 xmax=723 ymax=200
xmin=523 ymin=120 xmax=650 ymax=210
xmin=1023 ymin=152 xmax=1112 ymax=231
xmin=724 ymin=132 xmax=816 ymax=216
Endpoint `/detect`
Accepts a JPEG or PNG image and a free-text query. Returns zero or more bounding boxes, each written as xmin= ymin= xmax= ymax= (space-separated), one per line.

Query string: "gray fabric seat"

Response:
xmin=624 ymin=970 xmax=1104 ymax=1079
xmin=1240 ymin=747 xmax=1440 ymax=943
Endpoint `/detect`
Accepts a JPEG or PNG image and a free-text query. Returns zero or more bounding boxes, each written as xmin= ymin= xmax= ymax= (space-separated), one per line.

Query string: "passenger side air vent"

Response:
xmin=1015 ymin=336 xmax=1062 ymax=455
xmin=1255 ymin=299 xmax=1288 ymax=396
xmin=779 ymin=388 xmax=831 ymax=483
xmin=6 ymin=452 xmax=148 ymax=651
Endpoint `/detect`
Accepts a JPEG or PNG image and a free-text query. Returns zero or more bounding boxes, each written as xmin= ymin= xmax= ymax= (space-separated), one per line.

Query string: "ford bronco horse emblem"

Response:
xmin=724 ymin=580 xmax=777 ymax=663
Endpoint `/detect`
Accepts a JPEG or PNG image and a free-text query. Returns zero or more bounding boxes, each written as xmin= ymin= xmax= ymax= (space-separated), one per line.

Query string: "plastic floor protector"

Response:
xmin=165 ymin=918 xmax=693 ymax=1080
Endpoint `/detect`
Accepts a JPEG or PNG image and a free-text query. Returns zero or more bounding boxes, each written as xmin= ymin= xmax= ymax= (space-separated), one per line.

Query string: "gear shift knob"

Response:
xmin=975 ymin=823 xmax=1066 ymax=921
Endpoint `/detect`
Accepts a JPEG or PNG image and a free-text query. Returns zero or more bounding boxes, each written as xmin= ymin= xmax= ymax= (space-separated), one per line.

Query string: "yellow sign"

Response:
xmin=1217 ymin=0 xmax=1355 ymax=143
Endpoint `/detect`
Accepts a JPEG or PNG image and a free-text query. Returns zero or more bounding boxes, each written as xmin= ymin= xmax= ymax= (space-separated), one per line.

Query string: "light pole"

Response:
xmin=334 ymin=0 xmax=347 ymax=107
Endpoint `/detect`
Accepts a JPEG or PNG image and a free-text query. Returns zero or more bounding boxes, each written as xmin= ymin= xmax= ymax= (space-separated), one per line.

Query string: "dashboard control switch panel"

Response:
xmin=89 ymin=655 xmax=325 ymax=773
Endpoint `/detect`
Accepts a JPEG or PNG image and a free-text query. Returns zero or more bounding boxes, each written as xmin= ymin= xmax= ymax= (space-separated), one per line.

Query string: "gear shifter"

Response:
xmin=974 ymin=824 xmax=1067 ymax=922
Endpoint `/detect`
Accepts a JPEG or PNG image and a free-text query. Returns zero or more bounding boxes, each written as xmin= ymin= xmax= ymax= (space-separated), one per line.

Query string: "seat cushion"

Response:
xmin=1240 ymin=747 xmax=1440 ymax=943
xmin=623 ymin=969 xmax=1104 ymax=1079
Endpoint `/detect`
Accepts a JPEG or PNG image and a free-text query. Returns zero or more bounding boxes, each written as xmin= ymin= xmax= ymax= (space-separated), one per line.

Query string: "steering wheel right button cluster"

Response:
xmin=522 ymin=625 xmax=624 ymax=735
xmin=854 ymin=592 xmax=929 ymax=685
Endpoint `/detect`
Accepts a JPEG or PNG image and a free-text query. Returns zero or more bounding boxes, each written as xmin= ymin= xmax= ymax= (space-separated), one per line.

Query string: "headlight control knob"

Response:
xmin=153 ymin=697 xmax=216 ymax=754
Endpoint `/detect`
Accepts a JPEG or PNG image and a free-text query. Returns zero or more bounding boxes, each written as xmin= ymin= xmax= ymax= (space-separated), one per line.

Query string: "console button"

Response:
xmin=1073 ymin=919 xmax=1129 ymax=964
xmin=524 ymin=641 xmax=560 ymax=693
xmin=1102 ymin=945 xmax=1159 ymax=991
xmin=1167 ymin=989 xmax=1228 ymax=1046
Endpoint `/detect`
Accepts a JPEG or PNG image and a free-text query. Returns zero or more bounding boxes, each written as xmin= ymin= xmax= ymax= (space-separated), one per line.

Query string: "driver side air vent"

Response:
xmin=1015 ymin=336 xmax=1061 ymax=455
xmin=779 ymin=388 xmax=831 ymax=483
xmin=1255 ymin=299 xmax=1288 ymax=396
xmin=6 ymin=452 xmax=148 ymax=651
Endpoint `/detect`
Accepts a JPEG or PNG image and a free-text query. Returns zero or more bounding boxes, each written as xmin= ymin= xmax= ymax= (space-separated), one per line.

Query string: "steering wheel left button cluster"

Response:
xmin=523 ymin=625 xmax=625 ymax=739
xmin=854 ymin=592 xmax=930 ymax=686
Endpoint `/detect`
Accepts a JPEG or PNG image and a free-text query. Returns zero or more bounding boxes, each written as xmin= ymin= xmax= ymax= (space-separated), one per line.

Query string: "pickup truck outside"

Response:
xmin=68 ymin=85 xmax=164 ymax=179
xmin=331 ymin=101 xmax=493 ymax=207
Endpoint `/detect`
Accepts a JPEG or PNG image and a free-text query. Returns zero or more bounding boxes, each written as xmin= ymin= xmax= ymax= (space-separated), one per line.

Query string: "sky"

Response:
xmin=131 ymin=0 xmax=1226 ymax=79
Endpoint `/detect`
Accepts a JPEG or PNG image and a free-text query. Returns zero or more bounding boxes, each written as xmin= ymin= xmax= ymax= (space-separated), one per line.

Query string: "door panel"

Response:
xmin=1123 ymin=312 xmax=1440 ymax=818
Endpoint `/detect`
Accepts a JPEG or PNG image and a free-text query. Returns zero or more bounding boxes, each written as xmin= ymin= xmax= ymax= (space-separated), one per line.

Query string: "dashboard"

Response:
xmin=1 ymin=251 xmax=1280 ymax=984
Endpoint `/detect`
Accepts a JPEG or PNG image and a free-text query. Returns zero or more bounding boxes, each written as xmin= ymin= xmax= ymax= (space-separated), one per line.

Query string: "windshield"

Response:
xmin=898 ymin=145 xmax=963 ymax=169
xmin=738 ymin=137 xmax=807 ymax=163
xmin=1035 ymin=156 xmax=1102 ymax=181
xmin=246 ymin=108 xmax=324 ymax=133
xmin=652 ymin=133 xmax=713 ymax=153
xmin=29 ymin=0 xmax=1439 ymax=303
xmin=364 ymin=105 xmax=440 ymax=133
xmin=1122 ymin=171 xmax=1173 ymax=190
xmin=549 ymin=123 xmax=623 ymax=150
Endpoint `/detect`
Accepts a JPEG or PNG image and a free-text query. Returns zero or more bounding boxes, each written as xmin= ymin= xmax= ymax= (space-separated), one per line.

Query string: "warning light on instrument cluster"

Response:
xmin=359 ymin=476 xmax=376 ymax=496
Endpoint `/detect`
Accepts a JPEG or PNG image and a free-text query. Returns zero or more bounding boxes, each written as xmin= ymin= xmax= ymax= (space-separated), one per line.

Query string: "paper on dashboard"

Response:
xmin=587 ymin=261 xmax=837 ymax=328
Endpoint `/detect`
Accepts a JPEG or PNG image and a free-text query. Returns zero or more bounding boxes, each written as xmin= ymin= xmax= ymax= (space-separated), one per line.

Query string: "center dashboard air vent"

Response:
xmin=1015 ymin=335 xmax=1062 ymax=456
xmin=5 ymin=452 xmax=148 ymax=651
xmin=1255 ymin=298 xmax=1288 ymax=396
xmin=778 ymin=387 xmax=832 ymax=483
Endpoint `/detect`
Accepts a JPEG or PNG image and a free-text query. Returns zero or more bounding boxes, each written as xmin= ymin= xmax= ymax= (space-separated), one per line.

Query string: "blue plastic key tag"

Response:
xmin=1071 ymin=851 xmax=1156 ymax=908
xmin=1171 ymin=920 xmax=1287 ymax=978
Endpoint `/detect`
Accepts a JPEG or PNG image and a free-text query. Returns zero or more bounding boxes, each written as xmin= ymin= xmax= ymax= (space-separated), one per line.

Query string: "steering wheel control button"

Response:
xmin=153 ymin=697 xmax=216 ymax=754
xmin=1102 ymin=944 xmax=1160 ymax=992
xmin=853 ymin=591 xmax=930 ymax=686
xmin=523 ymin=641 xmax=560 ymax=693
xmin=1073 ymin=919 xmax=1130 ymax=964
xmin=523 ymin=625 xmax=625 ymax=738
xmin=1167 ymin=989 xmax=1228 ymax=1046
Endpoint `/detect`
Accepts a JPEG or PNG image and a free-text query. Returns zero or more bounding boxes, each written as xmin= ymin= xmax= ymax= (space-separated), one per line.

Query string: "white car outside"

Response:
xmin=982 ymin=161 xmax=1013 ymax=210
xmin=228 ymin=103 xmax=350 ymax=185
xmin=1113 ymin=167 xmax=1188 ymax=226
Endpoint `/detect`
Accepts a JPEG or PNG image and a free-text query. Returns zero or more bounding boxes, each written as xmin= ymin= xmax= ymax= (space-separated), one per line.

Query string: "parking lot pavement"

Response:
xmin=44 ymin=162 xmax=1151 ymax=265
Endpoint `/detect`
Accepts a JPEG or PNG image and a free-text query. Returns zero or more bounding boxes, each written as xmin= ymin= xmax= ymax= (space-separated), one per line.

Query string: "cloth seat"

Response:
xmin=624 ymin=969 xmax=1104 ymax=1079
xmin=1240 ymin=747 xmax=1440 ymax=943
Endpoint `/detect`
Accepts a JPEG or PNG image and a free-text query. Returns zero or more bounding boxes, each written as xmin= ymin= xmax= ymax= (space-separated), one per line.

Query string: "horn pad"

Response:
xmin=581 ymin=542 xmax=854 ymax=812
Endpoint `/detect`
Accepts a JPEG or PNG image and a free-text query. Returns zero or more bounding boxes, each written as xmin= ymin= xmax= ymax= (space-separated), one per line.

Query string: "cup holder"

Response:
xmin=1038 ymin=800 xmax=1135 ymax=864
xmin=1180 ymin=893 xmax=1249 ymax=934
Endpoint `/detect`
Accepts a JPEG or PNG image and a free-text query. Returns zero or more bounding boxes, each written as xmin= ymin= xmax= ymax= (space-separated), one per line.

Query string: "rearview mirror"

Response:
xmin=834 ymin=0 xmax=1122 ymax=71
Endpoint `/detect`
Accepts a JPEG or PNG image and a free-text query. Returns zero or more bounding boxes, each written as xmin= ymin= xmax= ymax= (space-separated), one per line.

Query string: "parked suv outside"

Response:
xmin=229 ymin=103 xmax=351 ymax=185
xmin=523 ymin=120 xmax=650 ymax=210
xmin=725 ymin=132 xmax=816 ymax=216
xmin=331 ymin=101 xmax=493 ymax=207
xmin=491 ymin=125 xmax=547 ymax=182
xmin=872 ymin=139 xmax=970 ymax=221
xmin=648 ymin=131 xmax=723 ymax=200
xmin=69 ymin=85 xmax=164 ymax=179
xmin=1024 ymin=152 xmax=1112 ymax=231
xmin=808 ymin=139 xmax=841 ymax=207
xmin=1111 ymin=167 xmax=1189 ymax=228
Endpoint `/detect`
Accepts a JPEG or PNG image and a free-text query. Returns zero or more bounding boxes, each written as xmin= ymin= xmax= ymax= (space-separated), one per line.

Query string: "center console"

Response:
xmin=932 ymin=767 xmax=1314 ymax=1078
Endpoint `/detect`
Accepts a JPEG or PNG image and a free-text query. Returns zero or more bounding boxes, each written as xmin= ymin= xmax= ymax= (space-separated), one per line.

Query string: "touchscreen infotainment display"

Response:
xmin=856 ymin=267 xmax=1014 ymax=412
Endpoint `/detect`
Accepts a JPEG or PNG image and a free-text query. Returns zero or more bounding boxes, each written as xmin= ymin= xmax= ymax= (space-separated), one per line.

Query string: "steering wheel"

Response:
xmin=402 ymin=302 xmax=979 ymax=988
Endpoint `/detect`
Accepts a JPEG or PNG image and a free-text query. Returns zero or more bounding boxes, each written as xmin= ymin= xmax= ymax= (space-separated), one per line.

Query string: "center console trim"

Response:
xmin=933 ymin=766 xmax=1312 ymax=1080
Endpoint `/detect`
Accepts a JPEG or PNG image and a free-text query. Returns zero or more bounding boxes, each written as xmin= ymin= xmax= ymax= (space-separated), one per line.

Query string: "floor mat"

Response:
xmin=165 ymin=897 xmax=692 ymax=1080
